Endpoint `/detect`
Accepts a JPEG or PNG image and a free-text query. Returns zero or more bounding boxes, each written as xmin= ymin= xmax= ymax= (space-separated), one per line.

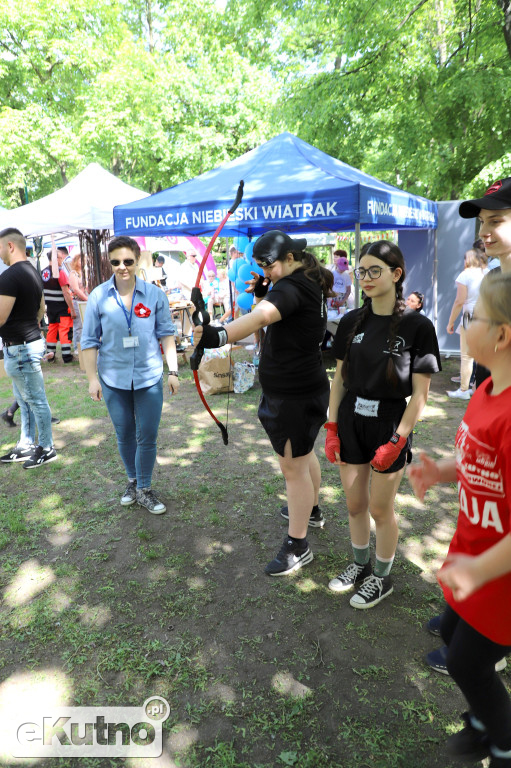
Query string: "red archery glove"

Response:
xmin=324 ymin=422 xmax=341 ymax=464
xmin=370 ymin=431 xmax=407 ymax=472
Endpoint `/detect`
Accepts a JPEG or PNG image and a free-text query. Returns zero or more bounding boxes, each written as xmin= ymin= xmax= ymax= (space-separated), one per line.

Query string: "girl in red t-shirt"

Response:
xmin=409 ymin=271 xmax=511 ymax=767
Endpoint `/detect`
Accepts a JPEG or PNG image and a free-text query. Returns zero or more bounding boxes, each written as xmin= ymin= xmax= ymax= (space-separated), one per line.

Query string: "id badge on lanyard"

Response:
xmin=114 ymin=286 xmax=140 ymax=349
xmin=123 ymin=335 xmax=139 ymax=348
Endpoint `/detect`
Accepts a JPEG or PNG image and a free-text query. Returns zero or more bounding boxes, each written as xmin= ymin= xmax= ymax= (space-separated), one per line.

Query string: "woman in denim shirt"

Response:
xmin=81 ymin=236 xmax=179 ymax=514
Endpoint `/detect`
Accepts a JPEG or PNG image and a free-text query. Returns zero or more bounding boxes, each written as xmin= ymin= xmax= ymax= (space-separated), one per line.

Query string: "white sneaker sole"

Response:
xmin=24 ymin=454 xmax=58 ymax=469
xmin=328 ymin=579 xmax=360 ymax=593
xmin=138 ymin=502 xmax=166 ymax=515
xmin=120 ymin=497 xmax=137 ymax=506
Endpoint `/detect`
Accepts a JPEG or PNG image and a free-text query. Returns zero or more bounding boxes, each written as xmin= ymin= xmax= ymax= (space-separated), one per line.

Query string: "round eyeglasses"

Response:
xmin=354 ymin=266 xmax=395 ymax=280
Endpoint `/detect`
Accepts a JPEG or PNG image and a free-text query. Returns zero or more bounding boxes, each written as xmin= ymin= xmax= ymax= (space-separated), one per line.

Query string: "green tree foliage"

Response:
xmin=226 ymin=0 xmax=511 ymax=199
xmin=0 ymin=0 xmax=276 ymax=206
xmin=1 ymin=0 xmax=511 ymax=207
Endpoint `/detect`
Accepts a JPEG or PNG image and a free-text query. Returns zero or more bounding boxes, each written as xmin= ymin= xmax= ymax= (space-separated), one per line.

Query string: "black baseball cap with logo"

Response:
xmin=253 ymin=230 xmax=307 ymax=266
xmin=459 ymin=178 xmax=511 ymax=218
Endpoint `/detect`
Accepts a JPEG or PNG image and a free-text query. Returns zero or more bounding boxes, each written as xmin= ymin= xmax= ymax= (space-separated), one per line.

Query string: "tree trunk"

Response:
xmin=435 ymin=0 xmax=447 ymax=66
xmin=498 ymin=0 xmax=511 ymax=59
xmin=145 ymin=0 xmax=154 ymax=53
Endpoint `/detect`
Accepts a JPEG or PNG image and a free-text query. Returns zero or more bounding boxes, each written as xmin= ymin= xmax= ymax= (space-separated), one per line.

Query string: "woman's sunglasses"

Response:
xmin=110 ymin=258 xmax=135 ymax=267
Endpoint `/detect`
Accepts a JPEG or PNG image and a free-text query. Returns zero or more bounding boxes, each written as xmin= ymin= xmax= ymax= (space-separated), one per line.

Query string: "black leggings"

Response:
xmin=441 ymin=605 xmax=511 ymax=750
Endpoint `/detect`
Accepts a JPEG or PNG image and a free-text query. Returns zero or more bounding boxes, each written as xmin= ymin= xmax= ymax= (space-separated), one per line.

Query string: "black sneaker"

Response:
xmin=446 ymin=712 xmax=490 ymax=760
xmin=0 ymin=444 xmax=35 ymax=463
xmin=328 ymin=561 xmax=372 ymax=593
xmin=426 ymin=614 xmax=442 ymax=636
xmin=265 ymin=538 xmax=313 ymax=576
xmin=1 ymin=410 xmax=17 ymax=428
xmin=23 ymin=446 xmax=57 ymax=469
xmin=426 ymin=645 xmax=449 ymax=675
xmin=427 ymin=645 xmax=507 ymax=675
xmin=51 ymin=416 xmax=60 ymax=424
xmin=121 ymin=480 xmax=137 ymax=506
xmin=350 ymin=573 xmax=393 ymax=609
xmin=136 ymin=487 xmax=166 ymax=514
xmin=280 ymin=505 xmax=325 ymax=528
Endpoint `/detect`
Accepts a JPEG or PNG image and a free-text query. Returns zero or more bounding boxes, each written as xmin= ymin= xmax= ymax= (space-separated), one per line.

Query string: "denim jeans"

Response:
xmin=3 ymin=337 xmax=53 ymax=449
xmin=100 ymin=375 xmax=163 ymax=489
xmin=72 ymin=299 xmax=83 ymax=352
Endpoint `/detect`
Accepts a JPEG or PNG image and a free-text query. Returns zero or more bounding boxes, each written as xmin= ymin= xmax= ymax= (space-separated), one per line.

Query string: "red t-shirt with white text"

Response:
xmin=442 ymin=378 xmax=511 ymax=645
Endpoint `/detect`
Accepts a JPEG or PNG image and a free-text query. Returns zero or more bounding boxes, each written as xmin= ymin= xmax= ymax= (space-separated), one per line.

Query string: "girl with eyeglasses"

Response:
xmin=325 ymin=240 xmax=441 ymax=608
xmin=81 ymin=236 xmax=179 ymax=515
xmin=408 ymin=271 xmax=511 ymax=768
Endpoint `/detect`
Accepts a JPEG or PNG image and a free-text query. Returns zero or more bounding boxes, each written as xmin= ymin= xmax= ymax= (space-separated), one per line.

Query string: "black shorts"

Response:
xmin=337 ymin=391 xmax=412 ymax=473
xmin=258 ymin=390 xmax=329 ymax=458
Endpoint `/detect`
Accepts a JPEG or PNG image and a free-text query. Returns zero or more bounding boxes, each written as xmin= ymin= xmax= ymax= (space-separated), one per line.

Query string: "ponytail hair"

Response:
xmin=341 ymin=240 xmax=406 ymax=385
xmin=464 ymin=248 xmax=487 ymax=270
xmin=290 ymin=250 xmax=334 ymax=298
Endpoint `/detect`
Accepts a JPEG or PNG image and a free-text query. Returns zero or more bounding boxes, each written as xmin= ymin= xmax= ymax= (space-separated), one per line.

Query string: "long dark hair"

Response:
xmin=341 ymin=240 xmax=406 ymax=385
xmin=288 ymin=250 xmax=334 ymax=298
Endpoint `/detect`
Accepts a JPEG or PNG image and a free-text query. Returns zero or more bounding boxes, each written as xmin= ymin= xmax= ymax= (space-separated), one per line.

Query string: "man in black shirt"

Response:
xmin=0 ymin=228 xmax=57 ymax=468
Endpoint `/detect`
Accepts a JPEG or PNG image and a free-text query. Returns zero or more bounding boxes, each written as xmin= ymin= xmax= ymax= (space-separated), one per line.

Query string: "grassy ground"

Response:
xmin=0 ymin=350 xmax=503 ymax=767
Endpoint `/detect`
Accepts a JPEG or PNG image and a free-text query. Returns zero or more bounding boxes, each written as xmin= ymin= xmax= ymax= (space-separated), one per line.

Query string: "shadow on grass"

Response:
xmin=0 ymin=355 xmax=491 ymax=767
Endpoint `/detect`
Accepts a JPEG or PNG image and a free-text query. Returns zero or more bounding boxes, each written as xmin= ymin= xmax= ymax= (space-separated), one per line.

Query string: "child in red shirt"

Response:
xmin=409 ymin=271 xmax=511 ymax=767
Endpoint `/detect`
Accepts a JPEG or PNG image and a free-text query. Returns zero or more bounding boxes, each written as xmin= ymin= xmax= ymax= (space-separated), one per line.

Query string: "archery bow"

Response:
xmin=189 ymin=180 xmax=245 ymax=445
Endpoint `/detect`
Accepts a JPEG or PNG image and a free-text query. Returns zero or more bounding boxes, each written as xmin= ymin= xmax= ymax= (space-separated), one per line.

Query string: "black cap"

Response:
xmin=253 ymin=230 xmax=307 ymax=266
xmin=155 ymin=254 xmax=165 ymax=263
xmin=459 ymin=178 xmax=511 ymax=218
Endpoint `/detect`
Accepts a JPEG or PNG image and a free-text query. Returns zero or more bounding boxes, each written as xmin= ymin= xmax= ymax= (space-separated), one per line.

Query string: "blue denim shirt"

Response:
xmin=81 ymin=276 xmax=176 ymax=390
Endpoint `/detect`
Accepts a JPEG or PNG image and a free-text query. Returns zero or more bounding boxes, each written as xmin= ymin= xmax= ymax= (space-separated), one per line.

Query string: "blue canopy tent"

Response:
xmin=113 ymin=132 xmax=437 ymax=238
xmin=114 ymin=132 xmax=439 ymax=320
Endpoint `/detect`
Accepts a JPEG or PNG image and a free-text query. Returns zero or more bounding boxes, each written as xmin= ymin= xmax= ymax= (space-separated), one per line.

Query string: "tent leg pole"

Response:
xmin=433 ymin=229 xmax=438 ymax=332
xmin=354 ymin=222 xmax=361 ymax=309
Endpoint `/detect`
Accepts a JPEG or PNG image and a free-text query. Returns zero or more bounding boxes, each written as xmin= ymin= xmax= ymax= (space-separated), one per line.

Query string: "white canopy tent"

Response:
xmin=0 ymin=163 xmax=148 ymax=237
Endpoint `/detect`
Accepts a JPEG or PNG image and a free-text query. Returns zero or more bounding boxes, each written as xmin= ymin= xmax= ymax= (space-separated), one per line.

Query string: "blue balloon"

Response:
xmin=251 ymin=262 xmax=264 ymax=276
xmin=237 ymin=291 xmax=254 ymax=310
xmin=238 ymin=263 xmax=253 ymax=282
xmin=227 ymin=267 xmax=237 ymax=282
xmin=230 ymin=257 xmax=243 ymax=278
xmin=235 ymin=276 xmax=247 ymax=293
xmin=235 ymin=236 xmax=249 ymax=254
xmin=244 ymin=242 xmax=254 ymax=261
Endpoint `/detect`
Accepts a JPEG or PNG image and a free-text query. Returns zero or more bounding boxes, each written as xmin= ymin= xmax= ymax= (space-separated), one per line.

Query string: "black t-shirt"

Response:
xmin=0 ymin=261 xmax=43 ymax=344
xmin=332 ymin=306 xmax=441 ymax=399
xmin=258 ymin=269 xmax=329 ymax=398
